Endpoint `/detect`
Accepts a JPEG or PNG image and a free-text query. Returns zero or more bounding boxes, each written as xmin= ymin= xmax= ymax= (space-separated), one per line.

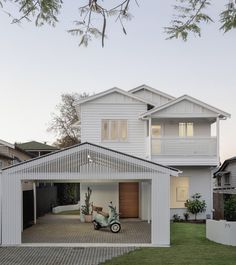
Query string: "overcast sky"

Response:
xmin=0 ymin=1 xmax=235 ymax=162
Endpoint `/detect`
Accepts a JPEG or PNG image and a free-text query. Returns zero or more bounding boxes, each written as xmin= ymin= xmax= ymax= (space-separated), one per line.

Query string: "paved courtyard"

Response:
xmin=22 ymin=214 xmax=151 ymax=244
xmin=0 ymin=247 xmax=136 ymax=265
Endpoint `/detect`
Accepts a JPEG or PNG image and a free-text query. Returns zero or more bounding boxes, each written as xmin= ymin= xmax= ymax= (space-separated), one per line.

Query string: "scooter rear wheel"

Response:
xmin=110 ymin=222 xmax=121 ymax=233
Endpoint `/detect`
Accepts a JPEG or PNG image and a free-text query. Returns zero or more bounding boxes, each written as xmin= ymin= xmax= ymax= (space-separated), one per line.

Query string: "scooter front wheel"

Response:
xmin=110 ymin=222 xmax=121 ymax=233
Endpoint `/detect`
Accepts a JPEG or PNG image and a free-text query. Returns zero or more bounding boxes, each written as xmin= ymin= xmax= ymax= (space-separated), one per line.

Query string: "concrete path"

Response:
xmin=0 ymin=246 xmax=136 ymax=265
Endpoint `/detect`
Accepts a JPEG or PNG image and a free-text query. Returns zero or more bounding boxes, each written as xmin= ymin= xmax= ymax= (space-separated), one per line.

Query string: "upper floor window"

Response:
xmin=101 ymin=120 xmax=128 ymax=141
xmin=152 ymin=125 xmax=162 ymax=138
xmin=224 ymin=173 xmax=230 ymax=186
xmin=179 ymin=122 xmax=193 ymax=137
xmin=217 ymin=176 xmax=222 ymax=187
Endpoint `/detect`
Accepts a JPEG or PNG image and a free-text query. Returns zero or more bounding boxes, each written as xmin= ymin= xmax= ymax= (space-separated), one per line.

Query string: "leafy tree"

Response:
xmin=224 ymin=195 xmax=236 ymax=221
xmin=48 ymin=92 xmax=89 ymax=148
xmin=1 ymin=1 xmax=236 ymax=46
xmin=185 ymin=193 xmax=207 ymax=220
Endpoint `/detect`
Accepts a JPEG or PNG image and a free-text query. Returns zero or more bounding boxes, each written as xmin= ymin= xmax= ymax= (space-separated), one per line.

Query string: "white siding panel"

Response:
xmin=132 ymin=89 xmax=170 ymax=106
xmin=225 ymin=161 xmax=236 ymax=187
xmin=152 ymin=100 xmax=217 ymax=117
xmin=81 ymin=103 xmax=147 ymax=158
xmin=172 ymin=167 xmax=212 ymax=219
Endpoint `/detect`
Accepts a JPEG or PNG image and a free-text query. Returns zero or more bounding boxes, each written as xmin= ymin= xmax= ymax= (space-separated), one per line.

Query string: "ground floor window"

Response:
xmin=170 ymin=176 xmax=189 ymax=208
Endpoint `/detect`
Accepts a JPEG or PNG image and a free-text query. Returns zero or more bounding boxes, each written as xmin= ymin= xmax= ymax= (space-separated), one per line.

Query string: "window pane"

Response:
xmin=152 ymin=139 xmax=161 ymax=154
xmin=179 ymin=123 xmax=186 ymax=137
xmin=152 ymin=125 xmax=161 ymax=137
xmin=187 ymin=123 xmax=193 ymax=137
xmin=119 ymin=120 xmax=127 ymax=140
xmin=111 ymin=120 xmax=119 ymax=140
xmin=101 ymin=120 xmax=109 ymax=140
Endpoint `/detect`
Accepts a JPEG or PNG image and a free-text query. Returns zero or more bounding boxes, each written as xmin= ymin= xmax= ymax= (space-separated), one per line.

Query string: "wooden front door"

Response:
xmin=119 ymin=182 xmax=139 ymax=218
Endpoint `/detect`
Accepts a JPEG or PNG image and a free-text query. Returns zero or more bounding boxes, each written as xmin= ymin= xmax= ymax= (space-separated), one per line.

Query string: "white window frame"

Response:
xmin=179 ymin=122 xmax=194 ymax=137
xmin=101 ymin=119 xmax=128 ymax=142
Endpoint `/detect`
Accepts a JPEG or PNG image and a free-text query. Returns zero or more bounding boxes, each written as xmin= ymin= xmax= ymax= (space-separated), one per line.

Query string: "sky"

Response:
xmin=0 ymin=1 xmax=236 ymax=162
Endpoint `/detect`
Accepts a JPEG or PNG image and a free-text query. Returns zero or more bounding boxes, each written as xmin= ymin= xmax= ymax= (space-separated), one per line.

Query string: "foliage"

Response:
xmin=183 ymin=212 xmax=189 ymax=221
xmin=173 ymin=214 xmax=181 ymax=222
xmin=102 ymin=223 xmax=236 ymax=265
xmin=185 ymin=193 xmax=206 ymax=220
xmin=56 ymin=183 xmax=79 ymax=205
xmin=48 ymin=92 xmax=89 ymax=148
xmin=81 ymin=186 xmax=92 ymax=215
xmin=1 ymin=1 xmax=236 ymax=46
xmin=224 ymin=195 xmax=236 ymax=221
xmin=165 ymin=0 xmax=213 ymax=41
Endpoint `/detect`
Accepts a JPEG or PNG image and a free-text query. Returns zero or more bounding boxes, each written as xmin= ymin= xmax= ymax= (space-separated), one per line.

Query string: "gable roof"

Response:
xmin=16 ymin=141 xmax=58 ymax=151
xmin=214 ymin=156 xmax=236 ymax=178
xmin=73 ymin=87 xmax=155 ymax=107
xmin=2 ymin=142 xmax=180 ymax=176
xmin=140 ymin=94 xmax=231 ymax=119
xmin=0 ymin=139 xmax=14 ymax=149
xmin=129 ymin=84 xmax=175 ymax=101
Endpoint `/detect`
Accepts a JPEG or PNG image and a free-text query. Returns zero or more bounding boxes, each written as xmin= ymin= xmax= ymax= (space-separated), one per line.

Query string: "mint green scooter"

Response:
xmin=92 ymin=202 xmax=121 ymax=233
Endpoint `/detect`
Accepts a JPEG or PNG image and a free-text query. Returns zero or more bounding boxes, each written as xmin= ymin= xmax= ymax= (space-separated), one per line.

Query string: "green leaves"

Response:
xmin=165 ymin=0 xmax=213 ymax=41
xmin=185 ymin=193 xmax=207 ymax=220
xmin=220 ymin=3 xmax=236 ymax=33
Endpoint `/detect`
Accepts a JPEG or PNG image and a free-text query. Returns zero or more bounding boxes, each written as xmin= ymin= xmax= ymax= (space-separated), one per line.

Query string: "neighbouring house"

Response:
xmin=0 ymin=84 xmax=230 ymax=247
xmin=0 ymin=139 xmax=32 ymax=169
xmin=213 ymin=157 xmax=236 ymax=220
xmin=74 ymin=85 xmax=230 ymax=220
xmin=16 ymin=141 xmax=59 ymax=157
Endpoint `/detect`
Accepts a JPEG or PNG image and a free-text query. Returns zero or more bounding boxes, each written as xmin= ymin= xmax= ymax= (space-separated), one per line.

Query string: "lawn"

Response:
xmin=102 ymin=223 xmax=236 ymax=265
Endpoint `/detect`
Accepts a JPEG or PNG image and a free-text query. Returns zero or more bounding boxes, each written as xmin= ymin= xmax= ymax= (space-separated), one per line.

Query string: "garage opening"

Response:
xmin=22 ymin=179 xmax=151 ymax=244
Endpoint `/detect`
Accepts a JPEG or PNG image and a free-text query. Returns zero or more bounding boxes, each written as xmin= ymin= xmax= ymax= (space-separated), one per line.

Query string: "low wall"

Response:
xmin=206 ymin=219 xmax=236 ymax=246
xmin=52 ymin=203 xmax=80 ymax=214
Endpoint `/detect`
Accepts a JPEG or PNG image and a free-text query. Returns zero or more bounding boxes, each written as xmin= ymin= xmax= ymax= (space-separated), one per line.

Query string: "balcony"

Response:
xmin=146 ymin=137 xmax=219 ymax=166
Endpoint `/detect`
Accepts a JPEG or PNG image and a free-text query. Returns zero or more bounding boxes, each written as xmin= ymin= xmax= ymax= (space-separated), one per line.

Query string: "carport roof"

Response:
xmin=2 ymin=142 xmax=179 ymax=176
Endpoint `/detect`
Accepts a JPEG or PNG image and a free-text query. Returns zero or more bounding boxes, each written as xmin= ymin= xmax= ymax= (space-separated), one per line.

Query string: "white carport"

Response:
xmin=0 ymin=142 xmax=179 ymax=247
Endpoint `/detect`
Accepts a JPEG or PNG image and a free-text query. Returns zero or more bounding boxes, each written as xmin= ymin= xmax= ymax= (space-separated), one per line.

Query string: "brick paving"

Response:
xmin=0 ymin=246 xmax=136 ymax=265
xmin=22 ymin=214 xmax=151 ymax=244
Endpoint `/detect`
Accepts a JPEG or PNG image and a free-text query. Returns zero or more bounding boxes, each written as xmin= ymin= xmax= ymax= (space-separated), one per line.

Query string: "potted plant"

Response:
xmin=183 ymin=212 xmax=189 ymax=221
xmin=81 ymin=187 xmax=92 ymax=222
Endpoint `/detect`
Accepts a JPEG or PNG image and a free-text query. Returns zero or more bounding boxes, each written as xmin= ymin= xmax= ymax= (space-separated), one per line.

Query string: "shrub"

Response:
xmin=224 ymin=195 xmax=236 ymax=221
xmin=185 ymin=193 xmax=206 ymax=220
xmin=81 ymin=187 xmax=92 ymax=215
xmin=183 ymin=212 xmax=189 ymax=221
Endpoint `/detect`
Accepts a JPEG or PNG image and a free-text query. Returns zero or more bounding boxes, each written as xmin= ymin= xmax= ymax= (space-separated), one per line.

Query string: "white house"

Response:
xmin=74 ymin=84 xmax=230 ymax=220
xmin=0 ymin=84 xmax=230 ymax=247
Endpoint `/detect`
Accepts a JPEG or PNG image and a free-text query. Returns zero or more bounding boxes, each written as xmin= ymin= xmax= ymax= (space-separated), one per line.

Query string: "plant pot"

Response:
xmin=84 ymin=214 xmax=92 ymax=223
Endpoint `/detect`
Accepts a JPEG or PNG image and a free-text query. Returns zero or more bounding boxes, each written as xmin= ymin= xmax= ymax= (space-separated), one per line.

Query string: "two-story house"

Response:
xmin=75 ymin=84 xmax=230 ymax=220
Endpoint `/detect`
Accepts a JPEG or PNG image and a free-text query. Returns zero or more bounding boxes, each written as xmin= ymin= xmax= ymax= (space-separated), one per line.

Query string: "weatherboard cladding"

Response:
xmin=80 ymin=103 xmax=147 ymax=158
xmin=2 ymin=142 xmax=178 ymax=177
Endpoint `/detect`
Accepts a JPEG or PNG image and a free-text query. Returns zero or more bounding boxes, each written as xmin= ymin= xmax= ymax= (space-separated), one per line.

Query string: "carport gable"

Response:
xmin=0 ymin=142 xmax=179 ymax=247
xmin=2 ymin=142 xmax=178 ymax=179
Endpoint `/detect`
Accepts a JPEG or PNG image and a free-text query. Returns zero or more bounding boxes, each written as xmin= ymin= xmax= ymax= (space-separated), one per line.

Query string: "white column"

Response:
xmin=152 ymin=174 xmax=170 ymax=246
xmin=216 ymin=116 xmax=220 ymax=162
xmin=149 ymin=118 xmax=152 ymax=159
xmin=33 ymin=182 xmax=37 ymax=225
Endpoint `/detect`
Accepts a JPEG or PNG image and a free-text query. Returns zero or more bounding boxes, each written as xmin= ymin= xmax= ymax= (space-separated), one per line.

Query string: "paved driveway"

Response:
xmin=0 ymin=247 xmax=136 ymax=265
xmin=22 ymin=214 xmax=151 ymax=244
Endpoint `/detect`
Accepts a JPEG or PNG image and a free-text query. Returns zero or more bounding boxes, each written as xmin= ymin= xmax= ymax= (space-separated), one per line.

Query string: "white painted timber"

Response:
xmin=0 ymin=143 xmax=178 ymax=246
xmin=151 ymin=137 xmax=217 ymax=156
xmin=152 ymin=173 xmax=170 ymax=246
xmin=170 ymin=167 xmax=213 ymax=219
xmin=206 ymin=220 xmax=236 ymax=246
xmin=131 ymin=88 xmax=171 ymax=107
xmin=80 ymin=103 xmax=147 ymax=158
